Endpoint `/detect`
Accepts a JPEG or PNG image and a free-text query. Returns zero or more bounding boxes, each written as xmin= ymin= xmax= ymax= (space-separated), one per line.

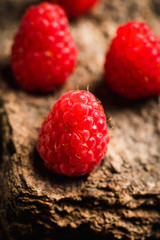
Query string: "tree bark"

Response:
xmin=0 ymin=0 xmax=160 ymax=239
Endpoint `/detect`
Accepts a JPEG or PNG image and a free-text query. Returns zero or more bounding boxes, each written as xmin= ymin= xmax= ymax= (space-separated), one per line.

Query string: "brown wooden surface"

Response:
xmin=0 ymin=0 xmax=160 ymax=239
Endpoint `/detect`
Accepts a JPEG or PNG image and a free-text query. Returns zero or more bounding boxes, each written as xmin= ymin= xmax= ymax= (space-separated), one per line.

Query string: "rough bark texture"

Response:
xmin=0 ymin=0 xmax=160 ymax=239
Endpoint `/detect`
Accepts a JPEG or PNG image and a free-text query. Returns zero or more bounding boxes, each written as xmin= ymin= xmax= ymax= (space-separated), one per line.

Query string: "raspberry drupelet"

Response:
xmin=37 ymin=90 xmax=109 ymax=177
xmin=104 ymin=21 xmax=160 ymax=99
xmin=11 ymin=2 xmax=77 ymax=92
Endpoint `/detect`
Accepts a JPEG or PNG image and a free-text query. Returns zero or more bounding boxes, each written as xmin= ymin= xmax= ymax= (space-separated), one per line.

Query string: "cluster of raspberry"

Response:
xmin=11 ymin=1 xmax=160 ymax=176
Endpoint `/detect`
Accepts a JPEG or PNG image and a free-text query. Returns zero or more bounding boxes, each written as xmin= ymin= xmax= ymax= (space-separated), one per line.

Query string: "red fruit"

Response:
xmin=11 ymin=2 xmax=77 ymax=92
xmin=104 ymin=21 xmax=160 ymax=99
xmin=37 ymin=90 xmax=109 ymax=177
xmin=52 ymin=0 xmax=99 ymax=19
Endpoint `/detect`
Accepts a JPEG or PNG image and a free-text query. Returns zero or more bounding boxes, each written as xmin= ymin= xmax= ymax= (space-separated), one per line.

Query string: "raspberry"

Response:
xmin=11 ymin=2 xmax=77 ymax=92
xmin=37 ymin=90 xmax=109 ymax=177
xmin=104 ymin=21 xmax=160 ymax=99
xmin=52 ymin=0 xmax=99 ymax=19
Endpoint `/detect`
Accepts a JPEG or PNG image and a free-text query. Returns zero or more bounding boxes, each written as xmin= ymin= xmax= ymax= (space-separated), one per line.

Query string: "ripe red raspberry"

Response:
xmin=11 ymin=2 xmax=77 ymax=92
xmin=52 ymin=0 xmax=99 ymax=19
xmin=37 ymin=90 xmax=109 ymax=177
xmin=104 ymin=21 xmax=160 ymax=99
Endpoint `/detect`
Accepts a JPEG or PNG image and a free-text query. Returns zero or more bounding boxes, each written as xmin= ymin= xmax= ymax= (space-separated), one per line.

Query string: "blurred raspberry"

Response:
xmin=11 ymin=2 xmax=77 ymax=92
xmin=105 ymin=21 xmax=160 ymax=99
xmin=52 ymin=0 xmax=99 ymax=19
